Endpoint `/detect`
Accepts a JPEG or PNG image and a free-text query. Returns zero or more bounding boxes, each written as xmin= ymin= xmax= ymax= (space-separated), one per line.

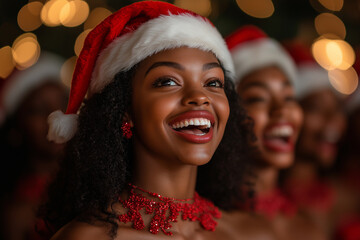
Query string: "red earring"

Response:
xmin=121 ymin=122 xmax=132 ymax=139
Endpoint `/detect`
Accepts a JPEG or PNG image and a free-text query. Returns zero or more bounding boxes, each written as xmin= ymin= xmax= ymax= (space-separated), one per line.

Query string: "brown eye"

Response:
xmin=243 ymin=97 xmax=265 ymax=104
xmin=152 ymin=77 xmax=178 ymax=87
xmin=206 ymin=79 xmax=224 ymax=88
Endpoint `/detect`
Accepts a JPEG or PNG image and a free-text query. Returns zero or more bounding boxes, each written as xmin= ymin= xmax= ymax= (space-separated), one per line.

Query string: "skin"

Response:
xmin=53 ymin=47 xmax=254 ymax=240
xmin=284 ymin=88 xmax=348 ymax=236
xmin=297 ymin=89 xmax=346 ymax=168
xmin=1 ymin=82 xmax=68 ymax=240
xmin=237 ymin=66 xmax=326 ymax=240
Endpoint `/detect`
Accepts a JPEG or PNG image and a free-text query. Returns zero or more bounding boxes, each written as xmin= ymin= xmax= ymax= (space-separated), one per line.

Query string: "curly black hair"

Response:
xmin=40 ymin=66 xmax=255 ymax=237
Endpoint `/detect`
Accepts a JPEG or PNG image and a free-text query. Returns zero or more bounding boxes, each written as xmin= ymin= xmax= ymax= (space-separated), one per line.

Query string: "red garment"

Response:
xmin=240 ymin=188 xmax=297 ymax=219
xmin=336 ymin=216 xmax=360 ymax=240
xmin=14 ymin=174 xmax=50 ymax=203
xmin=284 ymin=179 xmax=335 ymax=213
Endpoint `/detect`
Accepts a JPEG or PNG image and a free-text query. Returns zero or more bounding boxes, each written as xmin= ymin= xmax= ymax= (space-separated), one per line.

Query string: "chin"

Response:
xmin=264 ymin=152 xmax=294 ymax=169
xmin=178 ymin=149 xmax=213 ymax=166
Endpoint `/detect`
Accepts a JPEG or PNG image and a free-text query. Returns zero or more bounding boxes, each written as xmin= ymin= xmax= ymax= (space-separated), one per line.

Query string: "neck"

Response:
xmin=254 ymin=166 xmax=279 ymax=196
xmin=286 ymin=158 xmax=318 ymax=184
xmin=132 ymin=146 xmax=197 ymax=200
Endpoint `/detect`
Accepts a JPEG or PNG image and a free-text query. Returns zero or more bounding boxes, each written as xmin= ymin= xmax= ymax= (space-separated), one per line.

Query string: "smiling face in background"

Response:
xmin=130 ymin=47 xmax=230 ymax=166
xmin=237 ymin=66 xmax=303 ymax=169
xmin=297 ymin=89 xmax=346 ymax=168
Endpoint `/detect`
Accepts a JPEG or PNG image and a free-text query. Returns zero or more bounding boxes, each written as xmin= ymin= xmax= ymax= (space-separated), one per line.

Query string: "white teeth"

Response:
xmin=171 ymin=118 xmax=211 ymax=129
xmin=266 ymin=125 xmax=293 ymax=137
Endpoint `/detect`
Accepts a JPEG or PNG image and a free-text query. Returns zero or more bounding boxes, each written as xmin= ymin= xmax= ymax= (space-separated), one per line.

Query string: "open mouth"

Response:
xmin=168 ymin=110 xmax=215 ymax=143
xmin=263 ymin=124 xmax=294 ymax=152
xmin=171 ymin=118 xmax=211 ymax=136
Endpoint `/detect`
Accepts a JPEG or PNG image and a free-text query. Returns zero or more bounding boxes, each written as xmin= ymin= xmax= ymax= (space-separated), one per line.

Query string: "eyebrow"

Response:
xmin=145 ymin=62 xmax=184 ymax=76
xmin=145 ymin=61 xmax=222 ymax=76
xmin=241 ymin=78 xmax=291 ymax=91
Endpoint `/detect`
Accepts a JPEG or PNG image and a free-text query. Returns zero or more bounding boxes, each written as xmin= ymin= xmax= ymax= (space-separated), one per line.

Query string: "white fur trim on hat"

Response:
xmin=1 ymin=52 xmax=64 ymax=116
xmin=47 ymin=110 xmax=78 ymax=144
xmin=295 ymin=63 xmax=333 ymax=99
xmin=89 ymin=14 xmax=234 ymax=95
xmin=230 ymin=38 xmax=297 ymax=85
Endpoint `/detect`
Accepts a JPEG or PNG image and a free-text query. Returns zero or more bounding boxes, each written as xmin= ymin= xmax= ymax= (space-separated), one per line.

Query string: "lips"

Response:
xmin=168 ymin=110 xmax=215 ymax=143
xmin=262 ymin=123 xmax=295 ymax=152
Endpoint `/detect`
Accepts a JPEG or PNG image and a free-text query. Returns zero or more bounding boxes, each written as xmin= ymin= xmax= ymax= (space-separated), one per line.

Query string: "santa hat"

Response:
xmin=47 ymin=1 xmax=235 ymax=144
xmin=0 ymin=52 xmax=64 ymax=125
xmin=225 ymin=25 xmax=297 ymax=85
xmin=284 ymin=42 xmax=337 ymax=99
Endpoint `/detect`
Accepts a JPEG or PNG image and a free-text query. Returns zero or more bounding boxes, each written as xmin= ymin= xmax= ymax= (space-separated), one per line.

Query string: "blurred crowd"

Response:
xmin=1 ymin=2 xmax=360 ymax=240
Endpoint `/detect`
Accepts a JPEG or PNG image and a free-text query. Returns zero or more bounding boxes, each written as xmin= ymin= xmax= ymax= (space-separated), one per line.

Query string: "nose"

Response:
xmin=269 ymin=98 xmax=287 ymax=117
xmin=181 ymin=89 xmax=210 ymax=106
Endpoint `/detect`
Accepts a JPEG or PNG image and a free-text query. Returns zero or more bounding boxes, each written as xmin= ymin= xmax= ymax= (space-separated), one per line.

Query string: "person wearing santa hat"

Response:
xmin=0 ymin=52 xmax=68 ymax=240
xmin=280 ymin=42 xmax=348 ymax=238
xmin=226 ymin=26 xmax=326 ymax=240
xmin=39 ymin=2 xmax=279 ymax=240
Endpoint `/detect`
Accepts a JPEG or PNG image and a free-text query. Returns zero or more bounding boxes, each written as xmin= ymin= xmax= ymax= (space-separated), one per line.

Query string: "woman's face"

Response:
xmin=237 ymin=66 xmax=303 ymax=169
xmin=131 ymin=47 xmax=229 ymax=166
xmin=297 ymin=89 xmax=347 ymax=167
xmin=17 ymin=82 xmax=68 ymax=157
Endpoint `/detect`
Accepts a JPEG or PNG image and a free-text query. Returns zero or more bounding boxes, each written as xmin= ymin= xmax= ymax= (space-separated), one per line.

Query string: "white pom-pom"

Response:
xmin=47 ymin=110 xmax=78 ymax=144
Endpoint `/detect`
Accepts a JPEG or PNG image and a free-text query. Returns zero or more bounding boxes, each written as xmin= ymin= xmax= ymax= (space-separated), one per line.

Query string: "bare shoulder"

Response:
xmin=50 ymin=221 xmax=111 ymax=240
xmin=218 ymin=210 xmax=277 ymax=240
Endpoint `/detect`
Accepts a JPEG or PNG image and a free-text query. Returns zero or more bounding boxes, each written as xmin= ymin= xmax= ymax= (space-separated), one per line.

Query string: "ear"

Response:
xmin=123 ymin=112 xmax=134 ymax=127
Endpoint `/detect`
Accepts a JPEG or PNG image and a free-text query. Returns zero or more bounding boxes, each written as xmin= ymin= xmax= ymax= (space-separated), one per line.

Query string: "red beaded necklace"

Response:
xmin=118 ymin=184 xmax=221 ymax=236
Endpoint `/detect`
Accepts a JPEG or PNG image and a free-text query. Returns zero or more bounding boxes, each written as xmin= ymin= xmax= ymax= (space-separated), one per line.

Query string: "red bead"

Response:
xmin=118 ymin=184 xmax=221 ymax=235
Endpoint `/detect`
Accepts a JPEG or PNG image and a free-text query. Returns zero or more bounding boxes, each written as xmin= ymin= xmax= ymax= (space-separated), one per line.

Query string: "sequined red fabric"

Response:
xmin=118 ymin=184 xmax=221 ymax=236
xmin=254 ymin=189 xmax=297 ymax=219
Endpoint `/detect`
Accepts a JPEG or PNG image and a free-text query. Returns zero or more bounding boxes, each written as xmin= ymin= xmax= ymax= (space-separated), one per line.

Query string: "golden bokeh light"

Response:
xmin=41 ymin=0 xmax=68 ymax=27
xmin=84 ymin=7 xmax=112 ymax=30
xmin=17 ymin=1 xmax=43 ymax=31
xmin=312 ymin=38 xmax=355 ymax=71
xmin=61 ymin=56 xmax=77 ymax=87
xmin=74 ymin=29 xmax=92 ymax=56
xmin=333 ymin=40 xmax=355 ymax=70
xmin=312 ymin=38 xmax=335 ymax=70
xmin=60 ymin=0 xmax=90 ymax=27
xmin=236 ymin=0 xmax=274 ymax=18
xmin=0 ymin=46 xmax=16 ymax=79
xmin=12 ymin=34 xmax=41 ymax=70
xmin=318 ymin=0 xmax=343 ymax=11
xmin=328 ymin=67 xmax=358 ymax=95
xmin=315 ymin=13 xmax=346 ymax=39
xmin=326 ymin=41 xmax=343 ymax=67
xmin=174 ymin=0 xmax=212 ymax=17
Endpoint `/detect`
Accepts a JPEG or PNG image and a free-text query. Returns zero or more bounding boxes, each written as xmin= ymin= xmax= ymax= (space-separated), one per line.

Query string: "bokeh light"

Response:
xmin=12 ymin=33 xmax=41 ymax=70
xmin=236 ymin=0 xmax=274 ymax=18
xmin=328 ymin=67 xmax=358 ymax=95
xmin=41 ymin=0 xmax=68 ymax=27
xmin=312 ymin=37 xmax=355 ymax=71
xmin=61 ymin=56 xmax=77 ymax=87
xmin=315 ymin=13 xmax=346 ymax=39
xmin=0 ymin=46 xmax=16 ymax=79
xmin=174 ymin=0 xmax=212 ymax=17
xmin=84 ymin=7 xmax=112 ymax=30
xmin=60 ymin=0 xmax=90 ymax=27
xmin=17 ymin=1 xmax=43 ymax=31
xmin=74 ymin=29 xmax=91 ymax=56
xmin=318 ymin=0 xmax=343 ymax=11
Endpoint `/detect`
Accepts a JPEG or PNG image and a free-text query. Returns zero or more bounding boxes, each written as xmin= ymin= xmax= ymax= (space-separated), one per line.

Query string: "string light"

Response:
xmin=84 ymin=7 xmax=112 ymax=30
xmin=61 ymin=56 xmax=77 ymax=87
xmin=60 ymin=0 xmax=90 ymax=27
xmin=314 ymin=13 xmax=346 ymax=39
xmin=17 ymin=1 xmax=43 ymax=31
xmin=12 ymin=33 xmax=41 ymax=70
xmin=74 ymin=29 xmax=92 ymax=56
xmin=236 ymin=0 xmax=274 ymax=18
xmin=173 ymin=0 xmax=212 ymax=17
xmin=328 ymin=67 xmax=358 ymax=95
xmin=318 ymin=0 xmax=343 ymax=11
xmin=0 ymin=46 xmax=16 ymax=79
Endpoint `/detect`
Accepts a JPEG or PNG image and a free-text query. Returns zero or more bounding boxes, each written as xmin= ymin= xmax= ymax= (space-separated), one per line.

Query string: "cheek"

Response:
xmin=303 ymin=113 xmax=323 ymax=135
xmin=245 ymin=106 xmax=268 ymax=140
xmin=290 ymin=105 xmax=304 ymax=131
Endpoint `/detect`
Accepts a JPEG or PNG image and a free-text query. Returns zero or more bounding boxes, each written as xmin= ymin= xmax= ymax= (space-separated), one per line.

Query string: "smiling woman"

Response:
xmin=39 ymin=2 xmax=254 ymax=240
